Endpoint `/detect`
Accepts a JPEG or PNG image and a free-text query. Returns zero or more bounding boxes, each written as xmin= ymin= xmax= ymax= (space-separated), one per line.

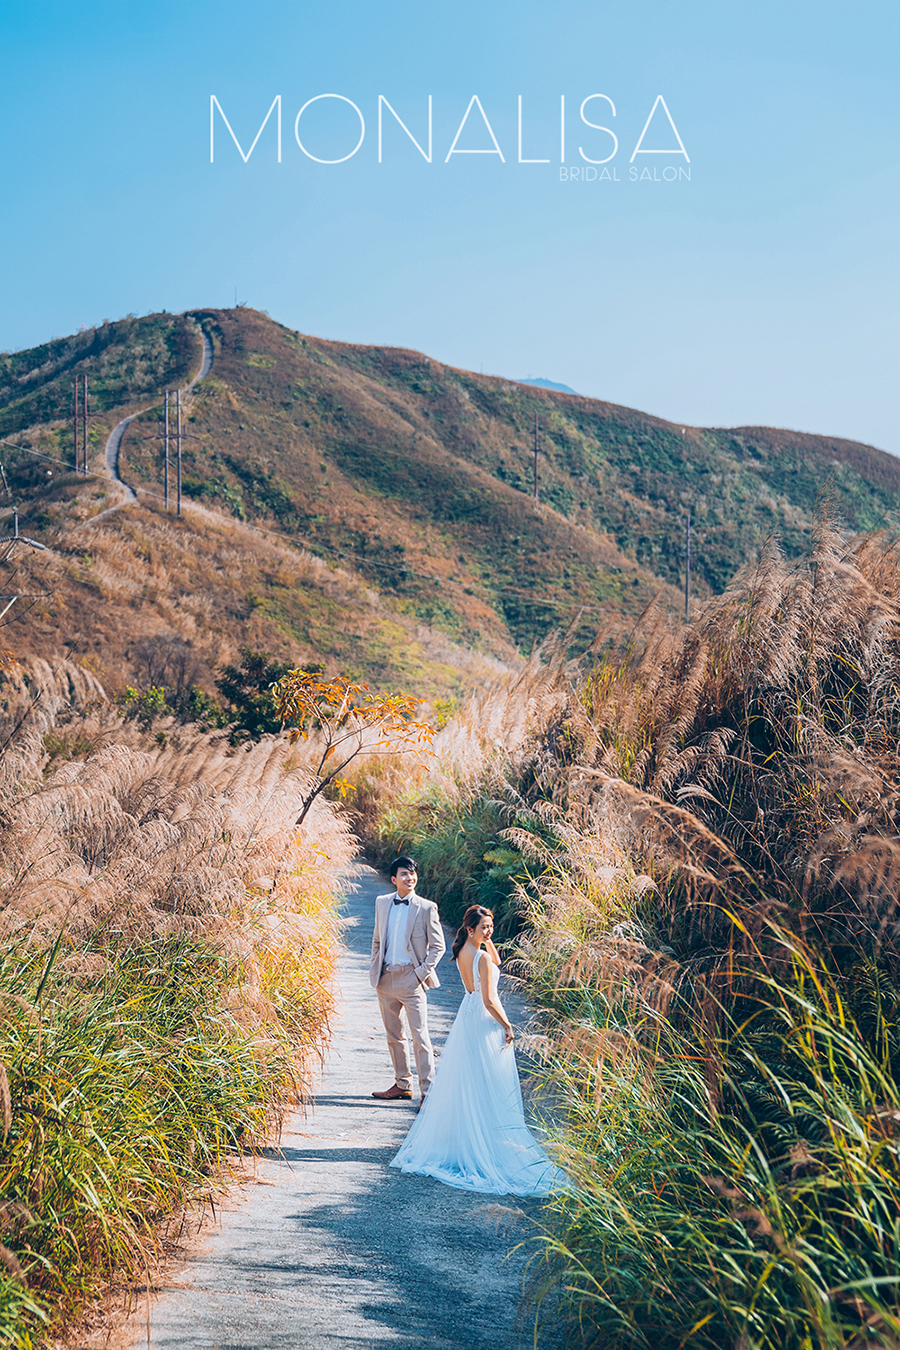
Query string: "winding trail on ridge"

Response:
xmin=94 ymin=321 xmax=213 ymax=521
xmin=124 ymin=866 xmax=560 ymax=1350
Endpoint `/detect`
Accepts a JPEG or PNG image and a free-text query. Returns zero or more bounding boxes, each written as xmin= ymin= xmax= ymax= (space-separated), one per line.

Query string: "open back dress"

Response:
xmin=390 ymin=949 xmax=565 ymax=1195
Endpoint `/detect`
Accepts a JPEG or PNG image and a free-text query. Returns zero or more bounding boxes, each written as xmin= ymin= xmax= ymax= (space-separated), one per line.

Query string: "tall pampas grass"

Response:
xmin=0 ymin=656 xmax=356 ymax=1344
xmin=511 ymin=527 xmax=900 ymax=1347
xmin=359 ymin=520 xmax=900 ymax=1347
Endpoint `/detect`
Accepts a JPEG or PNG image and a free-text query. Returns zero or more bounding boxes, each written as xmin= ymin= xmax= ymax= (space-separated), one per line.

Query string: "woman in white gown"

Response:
xmin=390 ymin=905 xmax=565 ymax=1196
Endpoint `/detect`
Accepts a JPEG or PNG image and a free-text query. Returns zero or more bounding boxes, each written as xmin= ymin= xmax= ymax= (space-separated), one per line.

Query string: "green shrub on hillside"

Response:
xmin=216 ymin=647 xmax=293 ymax=743
xmin=113 ymin=647 xmax=293 ymax=743
xmin=182 ymin=472 xmax=247 ymax=519
xmin=374 ymin=782 xmax=546 ymax=935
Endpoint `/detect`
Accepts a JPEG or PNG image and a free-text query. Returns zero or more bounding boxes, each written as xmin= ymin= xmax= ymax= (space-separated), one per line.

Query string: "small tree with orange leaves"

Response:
xmin=273 ymin=669 xmax=435 ymax=826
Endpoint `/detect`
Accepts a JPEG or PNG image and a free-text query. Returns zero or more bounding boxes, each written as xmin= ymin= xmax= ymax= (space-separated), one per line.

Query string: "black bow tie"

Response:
xmin=393 ymin=896 xmax=409 ymax=906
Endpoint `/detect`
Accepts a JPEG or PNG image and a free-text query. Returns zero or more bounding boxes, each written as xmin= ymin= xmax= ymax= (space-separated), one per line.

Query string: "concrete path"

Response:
xmin=190 ymin=326 xmax=214 ymax=386
xmin=125 ymin=866 xmax=560 ymax=1350
xmin=94 ymin=320 xmax=214 ymax=521
xmin=102 ymin=412 xmax=140 ymax=503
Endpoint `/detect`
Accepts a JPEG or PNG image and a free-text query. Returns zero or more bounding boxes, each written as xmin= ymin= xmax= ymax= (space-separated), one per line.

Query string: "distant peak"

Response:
xmin=518 ymin=375 xmax=579 ymax=395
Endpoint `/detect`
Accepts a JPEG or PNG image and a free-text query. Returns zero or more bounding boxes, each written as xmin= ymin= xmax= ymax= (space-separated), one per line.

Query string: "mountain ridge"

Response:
xmin=1 ymin=306 xmax=897 ymax=695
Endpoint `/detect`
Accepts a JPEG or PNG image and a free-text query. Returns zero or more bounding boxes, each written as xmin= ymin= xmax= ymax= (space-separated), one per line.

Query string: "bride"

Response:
xmin=390 ymin=905 xmax=565 ymax=1195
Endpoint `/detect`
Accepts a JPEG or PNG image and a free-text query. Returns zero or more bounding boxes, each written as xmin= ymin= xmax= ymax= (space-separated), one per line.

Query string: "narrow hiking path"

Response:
xmin=95 ymin=321 xmax=213 ymax=520
xmin=122 ymin=865 xmax=558 ymax=1350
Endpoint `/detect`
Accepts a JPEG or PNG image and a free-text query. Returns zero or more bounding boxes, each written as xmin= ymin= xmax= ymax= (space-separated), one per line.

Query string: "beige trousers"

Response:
xmin=376 ymin=965 xmax=436 ymax=1094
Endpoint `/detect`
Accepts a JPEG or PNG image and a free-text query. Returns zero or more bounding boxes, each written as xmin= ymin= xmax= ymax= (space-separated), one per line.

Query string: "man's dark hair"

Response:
xmin=389 ymin=856 xmax=418 ymax=881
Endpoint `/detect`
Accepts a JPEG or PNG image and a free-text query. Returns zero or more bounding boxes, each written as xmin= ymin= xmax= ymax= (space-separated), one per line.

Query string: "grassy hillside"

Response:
xmin=120 ymin=309 xmax=675 ymax=651
xmin=1 ymin=496 xmax=506 ymax=700
xmin=1 ymin=306 xmax=898 ymax=688
xmin=0 ymin=312 xmax=198 ymax=440
xmin=144 ymin=307 xmax=900 ymax=619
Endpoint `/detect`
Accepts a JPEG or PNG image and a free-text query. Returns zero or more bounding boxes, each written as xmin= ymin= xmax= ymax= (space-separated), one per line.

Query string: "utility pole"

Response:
xmin=684 ymin=511 xmax=691 ymax=622
xmin=72 ymin=375 xmax=79 ymax=472
xmin=164 ymin=390 xmax=170 ymax=510
xmin=176 ymin=388 xmax=183 ymax=517
xmin=533 ymin=412 xmax=539 ymax=500
xmin=81 ymin=374 xmax=88 ymax=473
xmin=73 ymin=374 xmax=89 ymax=473
xmin=0 ymin=511 xmax=49 ymax=624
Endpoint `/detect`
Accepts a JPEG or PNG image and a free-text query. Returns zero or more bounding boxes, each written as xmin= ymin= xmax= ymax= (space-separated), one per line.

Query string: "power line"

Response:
xmin=72 ymin=376 xmax=79 ymax=474
xmin=0 ymin=509 xmax=48 ymax=626
xmin=81 ymin=374 xmax=88 ymax=474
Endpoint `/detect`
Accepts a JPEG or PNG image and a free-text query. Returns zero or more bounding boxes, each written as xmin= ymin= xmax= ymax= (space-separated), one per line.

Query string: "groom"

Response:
xmin=370 ymin=856 xmax=445 ymax=1107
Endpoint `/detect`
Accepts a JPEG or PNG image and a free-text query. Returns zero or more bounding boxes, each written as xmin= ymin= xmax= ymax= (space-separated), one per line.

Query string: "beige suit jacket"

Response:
xmin=369 ymin=891 xmax=445 ymax=990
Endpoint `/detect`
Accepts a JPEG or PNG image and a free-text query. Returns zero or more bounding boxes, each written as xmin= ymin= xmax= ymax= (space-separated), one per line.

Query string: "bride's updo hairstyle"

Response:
xmin=451 ymin=905 xmax=493 ymax=961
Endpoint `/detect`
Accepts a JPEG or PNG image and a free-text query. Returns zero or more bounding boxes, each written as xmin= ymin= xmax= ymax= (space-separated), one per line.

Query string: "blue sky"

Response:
xmin=2 ymin=1 xmax=898 ymax=450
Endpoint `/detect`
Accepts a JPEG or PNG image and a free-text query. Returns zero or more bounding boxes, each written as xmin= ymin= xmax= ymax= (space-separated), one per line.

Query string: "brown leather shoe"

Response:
xmin=371 ymin=1084 xmax=412 ymax=1100
xmin=417 ymin=1094 xmax=428 ymax=1113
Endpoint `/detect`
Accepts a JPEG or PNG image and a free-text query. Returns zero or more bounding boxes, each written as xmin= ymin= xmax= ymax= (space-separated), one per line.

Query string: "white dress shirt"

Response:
xmin=385 ymin=892 xmax=413 ymax=966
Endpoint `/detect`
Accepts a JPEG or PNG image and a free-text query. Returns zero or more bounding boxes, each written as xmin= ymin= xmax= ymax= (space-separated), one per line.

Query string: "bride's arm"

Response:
xmin=482 ymin=937 xmax=502 ymax=967
xmin=479 ymin=956 xmax=515 ymax=1045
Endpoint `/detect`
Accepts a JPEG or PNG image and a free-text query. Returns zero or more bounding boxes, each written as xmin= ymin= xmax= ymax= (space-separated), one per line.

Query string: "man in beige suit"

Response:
xmin=370 ymin=856 xmax=445 ymax=1107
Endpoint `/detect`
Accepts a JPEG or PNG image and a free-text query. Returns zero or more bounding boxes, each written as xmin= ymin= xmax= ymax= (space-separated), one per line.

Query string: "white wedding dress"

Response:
xmin=390 ymin=949 xmax=565 ymax=1195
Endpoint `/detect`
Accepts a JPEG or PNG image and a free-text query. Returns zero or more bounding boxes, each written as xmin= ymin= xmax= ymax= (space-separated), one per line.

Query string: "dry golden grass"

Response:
xmin=473 ymin=523 xmax=900 ymax=999
xmin=360 ymin=519 xmax=900 ymax=1016
xmin=0 ymin=655 xmax=358 ymax=1342
xmin=6 ymin=493 xmax=508 ymax=703
xmin=1 ymin=656 xmax=355 ymax=1013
